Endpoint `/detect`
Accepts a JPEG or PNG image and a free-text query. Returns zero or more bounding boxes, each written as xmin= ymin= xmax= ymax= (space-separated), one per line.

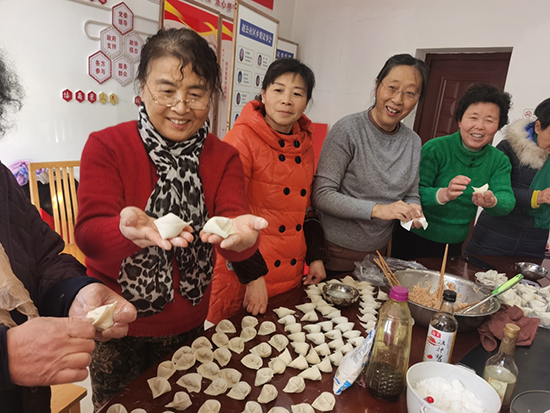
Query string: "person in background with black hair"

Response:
xmin=208 ymin=58 xmax=328 ymax=324
xmin=392 ymin=84 xmax=516 ymax=260
xmin=465 ymin=97 xmax=550 ymax=258
xmin=313 ymin=54 xmax=429 ymax=275
xmin=0 ymin=51 xmax=136 ymax=413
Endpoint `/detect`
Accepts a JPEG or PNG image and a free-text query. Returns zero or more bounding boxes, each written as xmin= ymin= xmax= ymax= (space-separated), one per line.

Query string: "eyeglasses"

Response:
xmin=145 ymin=84 xmax=210 ymax=110
xmin=380 ymin=82 xmax=420 ymax=101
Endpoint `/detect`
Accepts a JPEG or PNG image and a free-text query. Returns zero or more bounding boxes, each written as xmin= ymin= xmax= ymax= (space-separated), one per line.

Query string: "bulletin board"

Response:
xmin=276 ymin=37 xmax=298 ymax=60
xmin=228 ymin=0 xmax=279 ymax=129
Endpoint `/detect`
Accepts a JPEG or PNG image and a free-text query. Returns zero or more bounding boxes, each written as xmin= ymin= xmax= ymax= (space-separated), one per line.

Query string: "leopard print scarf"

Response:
xmin=118 ymin=104 xmax=213 ymax=317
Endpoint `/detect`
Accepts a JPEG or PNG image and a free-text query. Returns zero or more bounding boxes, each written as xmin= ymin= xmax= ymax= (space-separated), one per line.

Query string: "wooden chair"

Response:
xmin=28 ymin=161 xmax=85 ymax=264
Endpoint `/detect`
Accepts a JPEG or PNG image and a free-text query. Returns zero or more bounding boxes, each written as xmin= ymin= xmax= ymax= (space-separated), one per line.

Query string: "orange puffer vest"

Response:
xmin=207 ymin=100 xmax=314 ymax=323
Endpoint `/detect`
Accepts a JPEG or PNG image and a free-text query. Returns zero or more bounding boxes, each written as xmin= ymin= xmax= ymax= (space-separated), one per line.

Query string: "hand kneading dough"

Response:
xmin=165 ymin=391 xmax=192 ymax=410
xmin=243 ymin=401 xmax=263 ymax=413
xmin=203 ymin=216 xmax=237 ymax=239
xmin=213 ymin=348 xmax=232 ymax=367
xmin=197 ymin=399 xmax=221 ymax=413
xmin=218 ymin=368 xmax=242 ymax=387
xmin=254 ymin=367 xmax=274 ymax=386
xmin=204 ymin=378 xmax=228 ymax=396
xmin=154 ymin=213 xmax=192 ymax=239
xmin=176 ymin=373 xmax=202 ymax=393
xmin=291 ymin=403 xmax=315 ymax=413
xmin=257 ymin=384 xmax=278 ymax=404
xmin=157 ymin=360 xmax=176 ymax=380
xmin=227 ymin=381 xmax=252 ymax=400
xmin=147 ymin=377 xmax=171 ymax=398
xmin=268 ymin=334 xmax=289 ymax=352
xmin=312 ymin=392 xmax=336 ymax=411
xmin=106 ymin=404 xmax=127 ymax=413
xmin=258 ymin=321 xmax=276 ymax=335
xmin=283 ymin=376 xmax=306 ymax=393
xmin=241 ymin=353 xmax=263 ymax=370
xmin=298 ymin=365 xmax=322 ymax=381
xmin=197 ymin=362 xmax=220 ymax=380
xmin=87 ymin=301 xmax=117 ymax=331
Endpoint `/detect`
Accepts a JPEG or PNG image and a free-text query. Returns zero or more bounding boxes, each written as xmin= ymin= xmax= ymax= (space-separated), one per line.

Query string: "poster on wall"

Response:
xmin=276 ymin=37 xmax=298 ymax=60
xmin=218 ymin=17 xmax=234 ymax=139
xmin=229 ymin=0 xmax=279 ymax=129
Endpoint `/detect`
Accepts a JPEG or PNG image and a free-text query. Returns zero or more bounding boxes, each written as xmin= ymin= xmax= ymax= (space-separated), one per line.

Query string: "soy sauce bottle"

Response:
xmin=423 ymin=289 xmax=458 ymax=363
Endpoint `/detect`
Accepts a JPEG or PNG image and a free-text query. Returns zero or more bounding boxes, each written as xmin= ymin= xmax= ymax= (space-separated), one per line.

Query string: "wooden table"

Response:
xmin=98 ymin=255 xmax=547 ymax=412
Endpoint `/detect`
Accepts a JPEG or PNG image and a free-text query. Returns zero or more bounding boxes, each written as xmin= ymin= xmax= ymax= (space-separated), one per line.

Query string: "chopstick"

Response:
xmin=375 ymin=250 xmax=400 ymax=287
xmin=436 ymin=244 xmax=449 ymax=300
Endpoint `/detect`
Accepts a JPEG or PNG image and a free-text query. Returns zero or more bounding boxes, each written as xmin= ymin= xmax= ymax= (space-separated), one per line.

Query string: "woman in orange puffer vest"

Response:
xmin=207 ymin=58 xmax=328 ymax=324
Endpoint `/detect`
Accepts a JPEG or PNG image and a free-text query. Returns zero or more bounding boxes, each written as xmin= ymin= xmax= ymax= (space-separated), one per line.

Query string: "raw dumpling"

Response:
xmin=358 ymin=313 xmax=377 ymax=323
xmin=227 ymin=381 xmax=252 ymax=400
xmin=191 ymin=336 xmax=212 ymax=350
xmin=241 ymin=354 xmax=263 ymax=370
xmin=268 ymin=408 xmax=290 ymax=413
xmin=243 ymin=401 xmax=263 ymax=413
xmin=291 ymin=403 xmax=315 ymax=413
xmin=212 ymin=332 xmax=230 ymax=348
xmin=87 ymin=301 xmax=117 ymax=331
xmin=329 ymin=351 xmax=344 ymax=366
xmin=301 ymin=311 xmax=318 ymax=322
xmin=106 ymin=404 xmax=127 ymax=413
xmin=312 ymin=392 xmax=336 ymax=412
xmin=278 ymin=314 xmax=297 ymax=325
xmin=174 ymin=353 xmax=196 ymax=371
xmin=335 ymin=322 xmax=355 ymax=333
xmin=147 ymin=377 xmax=171 ymax=399
xmin=278 ymin=348 xmax=292 ymax=365
xmin=258 ymin=321 xmax=276 ymax=335
xmin=305 ymin=347 xmax=321 ymax=365
xmin=176 ymin=373 xmax=202 ymax=393
xmin=283 ymin=376 xmax=306 ymax=393
xmin=317 ymin=321 xmax=333 ymax=332
xmin=325 ymin=329 xmax=342 ymax=340
xmin=288 ymin=355 xmax=308 ymax=370
xmin=273 ymin=307 xmax=295 ymax=318
xmin=268 ymin=334 xmax=289 ymax=352
xmin=290 ymin=342 xmax=309 ymax=356
xmin=326 ymin=309 xmax=342 ymax=319
xmin=172 ymin=345 xmax=193 ymax=362
xmin=295 ymin=303 xmax=316 ymax=313
xmin=216 ymin=319 xmax=237 ymax=334
xmin=328 ymin=338 xmax=345 ymax=350
xmin=284 ymin=323 xmax=302 ymax=334
xmin=197 ymin=400 xmax=221 ymax=413
xmin=203 ymin=216 xmax=236 ymax=239
xmin=306 ymin=332 xmax=325 ymax=345
xmin=377 ymin=290 xmax=389 ymax=301
xmin=130 ymin=409 xmax=147 ymax=413
xmin=340 ymin=343 xmax=354 ymax=355
xmin=218 ymin=368 xmax=242 ymax=387
xmin=157 ymin=360 xmax=176 ymax=380
xmin=316 ymin=356 xmax=333 ymax=373
xmin=257 ymin=384 xmax=278 ymax=404
xmin=228 ymin=337 xmax=245 ymax=354
xmin=303 ymin=324 xmax=321 ymax=334
xmin=197 ymin=362 xmax=220 ymax=380
xmin=313 ymin=343 xmax=331 ymax=356
xmin=241 ymin=315 xmax=259 ymax=329
xmin=472 ymin=183 xmax=489 ymax=193
xmin=165 ymin=391 xmax=192 ymax=410
xmin=298 ymin=365 xmax=322 ymax=381
xmin=267 ymin=357 xmax=287 ymax=374
xmin=316 ymin=305 xmax=335 ymax=317
xmin=241 ymin=326 xmax=258 ymax=342
xmin=194 ymin=347 xmax=214 ymax=364
xmin=250 ymin=342 xmax=272 ymax=358
xmin=154 ymin=213 xmax=191 ymax=239
xmin=331 ymin=316 xmax=348 ymax=325
xmin=204 ymin=378 xmax=228 ymax=396
xmin=348 ymin=337 xmax=365 ymax=347
xmin=213 ymin=347 xmax=232 ymax=367
xmin=254 ymin=367 xmax=274 ymax=386
xmin=288 ymin=332 xmax=306 ymax=342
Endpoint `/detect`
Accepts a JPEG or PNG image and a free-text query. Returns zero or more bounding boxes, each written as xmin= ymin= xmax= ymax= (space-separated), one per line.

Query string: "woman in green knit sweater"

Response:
xmin=392 ymin=84 xmax=516 ymax=259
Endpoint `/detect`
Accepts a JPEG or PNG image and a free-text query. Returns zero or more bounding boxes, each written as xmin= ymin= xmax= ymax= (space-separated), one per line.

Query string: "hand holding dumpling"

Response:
xmin=437 ymin=175 xmax=471 ymax=203
xmin=472 ymin=189 xmax=497 ymax=208
xmin=372 ymin=200 xmax=422 ymax=223
xmin=200 ymin=214 xmax=268 ymax=252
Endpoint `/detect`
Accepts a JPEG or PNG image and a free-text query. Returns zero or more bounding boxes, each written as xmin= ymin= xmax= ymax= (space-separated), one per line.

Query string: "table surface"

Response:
xmin=99 ymin=255 xmax=549 ymax=412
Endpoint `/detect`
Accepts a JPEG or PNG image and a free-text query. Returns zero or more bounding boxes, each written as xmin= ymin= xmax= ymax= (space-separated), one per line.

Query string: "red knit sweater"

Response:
xmin=75 ymin=121 xmax=256 ymax=336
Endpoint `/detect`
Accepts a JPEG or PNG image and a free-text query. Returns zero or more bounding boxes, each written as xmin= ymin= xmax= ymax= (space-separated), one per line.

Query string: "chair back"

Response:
xmin=28 ymin=161 xmax=80 ymax=245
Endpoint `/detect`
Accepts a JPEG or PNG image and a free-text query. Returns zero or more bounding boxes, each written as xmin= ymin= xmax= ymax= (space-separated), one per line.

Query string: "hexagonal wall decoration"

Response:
xmin=112 ymin=2 xmax=134 ymax=35
xmin=88 ymin=51 xmax=112 ymax=84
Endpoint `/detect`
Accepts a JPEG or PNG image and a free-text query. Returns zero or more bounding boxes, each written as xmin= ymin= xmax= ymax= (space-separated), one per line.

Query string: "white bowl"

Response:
xmin=406 ymin=362 xmax=501 ymax=413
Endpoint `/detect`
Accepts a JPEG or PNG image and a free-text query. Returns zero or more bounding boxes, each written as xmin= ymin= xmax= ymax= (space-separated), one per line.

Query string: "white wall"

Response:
xmin=290 ymin=0 xmax=550 ymax=132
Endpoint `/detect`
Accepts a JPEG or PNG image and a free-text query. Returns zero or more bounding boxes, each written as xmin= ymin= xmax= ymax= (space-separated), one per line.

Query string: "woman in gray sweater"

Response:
xmin=313 ymin=54 xmax=428 ymax=274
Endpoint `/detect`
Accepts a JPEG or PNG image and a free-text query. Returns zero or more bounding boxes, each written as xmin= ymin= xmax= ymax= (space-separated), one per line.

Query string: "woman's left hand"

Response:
xmin=472 ymin=190 xmax=497 ymax=208
xmin=303 ymin=260 xmax=326 ymax=285
xmin=200 ymin=214 xmax=268 ymax=252
xmin=69 ymin=284 xmax=137 ymax=342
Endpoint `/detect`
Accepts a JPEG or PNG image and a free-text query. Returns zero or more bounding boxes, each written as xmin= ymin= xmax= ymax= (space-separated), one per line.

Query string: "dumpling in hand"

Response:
xmin=283 ymin=376 xmax=306 ymax=393
xmin=216 ymin=319 xmax=237 ymax=334
xmin=250 ymin=342 xmax=272 ymax=358
xmin=268 ymin=334 xmax=289 ymax=352
xmin=254 ymin=367 xmax=274 ymax=386
xmin=257 ymin=384 xmax=278 ymax=404
xmin=228 ymin=337 xmax=245 ymax=354
xmin=212 ymin=332 xmax=230 ymax=348
xmin=291 ymin=403 xmax=315 ymax=413
xmin=218 ymin=368 xmax=242 ymax=387
xmin=173 ymin=353 xmax=196 ymax=371
xmin=157 ymin=360 xmax=176 ymax=380
xmin=240 ymin=326 xmax=257 ymax=343
xmin=176 ymin=373 xmax=202 ymax=393
xmin=203 ymin=216 xmax=236 ymax=239
xmin=204 ymin=378 xmax=228 ymax=396
xmin=298 ymin=365 xmax=322 ymax=381
xmin=194 ymin=347 xmax=214 ymax=364
xmin=227 ymin=381 xmax=252 ymax=400
xmin=147 ymin=377 xmax=171 ymax=398
xmin=241 ymin=353 xmax=263 ymax=370
xmin=258 ymin=321 xmax=276 ymax=335
xmin=154 ymin=212 xmax=191 ymax=239
xmin=197 ymin=362 xmax=220 ymax=380
xmin=191 ymin=336 xmax=212 ymax=350
xmin=213 ymin=347 xmax=232 ymax=367
xmin=87 ymin=301 xmax=117 ymax=331
xmin=197 ymin=400 xmax=221 ymax=413
xmin=241 ymin=315 xmax=259 ymax=329
xmin=106 ymin=404 xmax=127 ymax=413
xmin=312 ymin=392 xmax=336 ymax=412
xmin=165 ymin=391 xmax=192 ymax=411
xmin=243 ymin=401 xmax=262 ymax=413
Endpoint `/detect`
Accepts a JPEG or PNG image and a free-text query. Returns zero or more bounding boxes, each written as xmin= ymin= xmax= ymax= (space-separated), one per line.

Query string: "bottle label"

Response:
xmin=423 ymin=326 xmax=456 ymax=363
xmin=486 ymin=377 xmax=515 ymax=404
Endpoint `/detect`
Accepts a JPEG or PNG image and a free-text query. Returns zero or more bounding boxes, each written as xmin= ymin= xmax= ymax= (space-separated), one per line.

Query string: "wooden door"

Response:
xmin=413 ymin=53 xmax=511 ymax=144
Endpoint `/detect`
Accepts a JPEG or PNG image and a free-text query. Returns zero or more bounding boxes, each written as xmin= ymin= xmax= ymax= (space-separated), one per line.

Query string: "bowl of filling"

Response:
xmin=394 ymin=269 xmax=500 ymax=332
xmin=407 ymin=362 xmax=501 ymax=413
xmin=322 ymin=282 xmax=359 ymax=307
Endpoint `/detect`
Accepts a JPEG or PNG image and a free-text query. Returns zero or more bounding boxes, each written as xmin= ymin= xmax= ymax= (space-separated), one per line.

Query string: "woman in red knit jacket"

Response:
xmin=208 ymin=58 xmax=328 ymax=324
xmin=75 ymin=28 xmax=267 ymax=409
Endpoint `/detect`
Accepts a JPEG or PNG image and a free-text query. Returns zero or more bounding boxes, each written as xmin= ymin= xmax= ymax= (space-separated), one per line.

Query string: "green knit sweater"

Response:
xmin=412 ymin=131 xmax=515 ymax=243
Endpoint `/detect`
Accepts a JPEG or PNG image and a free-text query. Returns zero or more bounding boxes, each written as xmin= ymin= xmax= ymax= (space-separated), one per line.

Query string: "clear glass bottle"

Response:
xmin=423 ymin=289 xmax=458 ymax=363
xmin=363 ymin=285 xmax=413 ymax=402
xmin=482 ymin=323 xmax=520 ymax=408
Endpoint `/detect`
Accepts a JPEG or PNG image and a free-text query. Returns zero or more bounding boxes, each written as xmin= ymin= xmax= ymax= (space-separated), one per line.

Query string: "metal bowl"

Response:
xmin=322 ymin=282 xmax=360 ymax=307
xmin=395 ymin=269 xmax=500 ymax=332
xmin=515 ymin=262 xmax=548 ymax=281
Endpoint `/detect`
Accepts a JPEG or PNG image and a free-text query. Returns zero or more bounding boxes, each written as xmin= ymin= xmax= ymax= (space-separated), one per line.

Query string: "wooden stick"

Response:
xmin=436 ymin=244 xmax=449 ymax=300
xmin=375 ymin=251 xmax=400 ymax=286
xmin=373 ymin=257 xmax=394 ymax=287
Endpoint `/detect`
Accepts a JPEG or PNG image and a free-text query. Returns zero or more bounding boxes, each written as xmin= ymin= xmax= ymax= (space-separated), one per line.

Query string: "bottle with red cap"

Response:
xmin=363 ymin=285 xmax=413 ymax=402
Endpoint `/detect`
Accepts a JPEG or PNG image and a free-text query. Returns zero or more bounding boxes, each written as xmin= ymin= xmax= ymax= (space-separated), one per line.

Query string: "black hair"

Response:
xmin=535 ymin=97 xmax=550 ymax=130
xmin=454 ymin=83 xmax=512 ymax=129
xmin=375 ymin=54 xmax=429 ymax=100
xmin=261 ymin=58 xmax=315 ymax=102
xmin=137 ymin=28 xmax=221 ymax=96
xmin=0 ymin=51 xmax=24 ymax=136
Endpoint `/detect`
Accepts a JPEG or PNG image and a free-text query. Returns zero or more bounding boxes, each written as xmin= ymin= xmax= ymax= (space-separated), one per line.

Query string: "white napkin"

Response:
xmin=400 ymin=217 xmax=428 ymax=231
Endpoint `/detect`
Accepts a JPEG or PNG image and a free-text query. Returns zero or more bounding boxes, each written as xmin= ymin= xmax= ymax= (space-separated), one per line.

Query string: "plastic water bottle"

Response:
xmin=363 ymin=285 xmax=413 ymax=402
